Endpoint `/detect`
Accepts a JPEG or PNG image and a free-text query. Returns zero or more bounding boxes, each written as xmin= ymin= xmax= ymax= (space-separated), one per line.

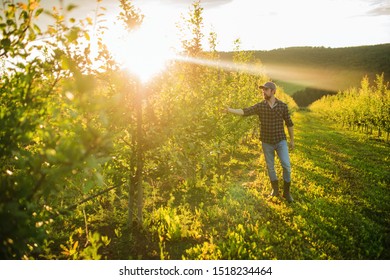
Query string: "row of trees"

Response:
xmin=309 ymin=74 xmax=390 ymax=140
xmin=1 ymin=0 xmax=297 ymax=259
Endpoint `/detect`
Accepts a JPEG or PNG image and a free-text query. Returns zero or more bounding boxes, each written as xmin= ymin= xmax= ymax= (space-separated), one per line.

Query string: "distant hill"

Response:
xmin=219 ymin=44 xmax=390 ymax=106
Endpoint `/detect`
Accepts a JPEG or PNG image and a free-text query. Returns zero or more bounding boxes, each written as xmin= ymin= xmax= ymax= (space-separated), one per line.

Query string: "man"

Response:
xmin=225 ymin=81 xmax=295 ymax=202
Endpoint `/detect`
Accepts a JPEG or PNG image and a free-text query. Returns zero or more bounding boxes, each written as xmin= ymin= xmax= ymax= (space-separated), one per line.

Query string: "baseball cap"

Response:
xmin=259 ymin=81 xmax=276 ymax=90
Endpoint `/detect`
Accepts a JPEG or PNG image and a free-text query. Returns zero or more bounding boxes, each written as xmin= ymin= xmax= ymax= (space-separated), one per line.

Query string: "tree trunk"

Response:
xmin=135 ymin=81 xmax=144 ymax=223
xmin=127 ymin=81 xmax=144 ymax=228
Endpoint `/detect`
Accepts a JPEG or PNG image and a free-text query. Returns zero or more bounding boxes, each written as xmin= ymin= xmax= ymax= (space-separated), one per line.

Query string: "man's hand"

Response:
xmin=289 ymin=140 xmax=295 ymax=151
xmin=287 ymin=126 xmax=294 ymax=150
xmin=221 ymin=107 xmax=229 ymax=113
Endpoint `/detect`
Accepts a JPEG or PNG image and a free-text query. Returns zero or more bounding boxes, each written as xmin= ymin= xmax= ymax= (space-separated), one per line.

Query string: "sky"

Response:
xmin=37 ymin=0 xmax=390 ymax=51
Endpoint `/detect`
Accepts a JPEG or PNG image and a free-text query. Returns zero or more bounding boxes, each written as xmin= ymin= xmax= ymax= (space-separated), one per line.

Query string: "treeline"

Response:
xmin=310 ymin=74 xmax=390 ymax=140
xmin=252 ymin=45 xmax=390 ymax=75
xmin=221 ymin=44 xmax=390 ymax=81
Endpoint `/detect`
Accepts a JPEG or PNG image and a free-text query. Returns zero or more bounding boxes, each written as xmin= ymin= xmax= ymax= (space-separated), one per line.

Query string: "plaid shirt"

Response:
xmin=243 ymin=99 xmax=294 ymax=144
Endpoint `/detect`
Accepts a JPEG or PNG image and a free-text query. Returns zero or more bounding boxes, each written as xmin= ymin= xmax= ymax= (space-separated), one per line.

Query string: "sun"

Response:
xmin=105 ymin=20 xmax=176 ymax=83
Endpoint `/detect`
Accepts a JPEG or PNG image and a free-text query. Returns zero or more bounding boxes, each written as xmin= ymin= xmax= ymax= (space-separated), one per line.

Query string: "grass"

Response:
xmin=288 ymin=111 xmax=390 ymax=259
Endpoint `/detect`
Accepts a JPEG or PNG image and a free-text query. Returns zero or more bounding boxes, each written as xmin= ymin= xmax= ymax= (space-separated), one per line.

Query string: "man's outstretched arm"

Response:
xmin=225 ymin=107 xmax=244 ymax=116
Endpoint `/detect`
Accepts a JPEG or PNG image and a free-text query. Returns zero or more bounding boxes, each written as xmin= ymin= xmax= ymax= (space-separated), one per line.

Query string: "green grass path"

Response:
xmin=199 ymin=110 xmax=390 ymax=259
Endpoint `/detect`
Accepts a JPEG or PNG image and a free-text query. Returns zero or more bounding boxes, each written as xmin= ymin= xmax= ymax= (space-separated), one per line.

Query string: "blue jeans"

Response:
xmin=262 ymin=140 xmax=291 ymax=183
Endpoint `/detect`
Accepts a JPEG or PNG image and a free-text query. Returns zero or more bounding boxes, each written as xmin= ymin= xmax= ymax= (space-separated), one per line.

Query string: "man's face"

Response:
xmin=262 ymin=87 xmax=273 ymax=100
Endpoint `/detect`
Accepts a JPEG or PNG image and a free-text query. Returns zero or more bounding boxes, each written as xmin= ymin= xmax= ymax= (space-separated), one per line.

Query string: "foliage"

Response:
xmin=118 ymin=0 xmax=144 ymax=32
xmin=310 ymin=74 xmax=390 ymax=140
xmin=0 ymin=0 xmax=117 ymax=258
xmin=178 ymin=0 xmax=204 ymax=57
xmin=59 ymin=229 xmax=110 ymax=260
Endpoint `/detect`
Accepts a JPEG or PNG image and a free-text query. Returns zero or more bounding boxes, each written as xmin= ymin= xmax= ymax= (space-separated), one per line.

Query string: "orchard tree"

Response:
xmin=0 ymin=0 xmax=114 ymax=259
xmin=179 ymin=0 xmax=204 ymax=57
xmin=117 ymin=0 xmax=145 ymax=226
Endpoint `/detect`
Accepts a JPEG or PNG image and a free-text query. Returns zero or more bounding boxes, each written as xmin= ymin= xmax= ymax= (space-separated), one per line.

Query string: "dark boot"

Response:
xmin=283 ymin=181 xmax=294 ymax=202
xmin=269 ymin=180 xmax=279 ymax=197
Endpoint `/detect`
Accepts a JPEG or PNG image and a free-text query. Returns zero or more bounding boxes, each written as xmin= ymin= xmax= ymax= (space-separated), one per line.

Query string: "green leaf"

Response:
xmin=66 ymin=27 xmax=79 ymax=43
xmin=6 ymin=19 xmax=14 ymax=26
xmin=67 ymin=4 xmax=78 ymax=12
xmin=34 ymin=8 xmax=44 ymax=18
xmin=1 ymin=38 xmax=11 ymax=50
xmin=19 ymin=10 xmax=28 ymax=20
xmin=33 ymin=24 xmax=41 ymax=33
xmin=84 ymin=31 xmax=90 ymax=41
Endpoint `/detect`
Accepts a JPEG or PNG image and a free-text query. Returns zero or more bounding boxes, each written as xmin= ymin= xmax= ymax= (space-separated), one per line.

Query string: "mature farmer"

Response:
xmin=225 ymin=81 xmax=294 ymax=202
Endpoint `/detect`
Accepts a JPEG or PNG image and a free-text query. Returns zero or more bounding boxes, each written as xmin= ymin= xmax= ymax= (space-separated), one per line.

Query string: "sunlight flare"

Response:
xmin=107 ymin=22 xmax=175 ymax=83
xmin=176 ymin=56 xmax=359 ymax=92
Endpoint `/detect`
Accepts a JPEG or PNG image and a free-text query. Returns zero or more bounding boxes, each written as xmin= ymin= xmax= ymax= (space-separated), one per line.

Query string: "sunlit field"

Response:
xmin=1 ymin=0 xmax=389 ymax=261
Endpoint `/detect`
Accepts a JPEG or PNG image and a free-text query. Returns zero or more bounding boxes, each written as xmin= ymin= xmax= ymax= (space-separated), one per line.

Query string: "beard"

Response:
xmin=263 ymin=94 xmax=271 ymax=100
